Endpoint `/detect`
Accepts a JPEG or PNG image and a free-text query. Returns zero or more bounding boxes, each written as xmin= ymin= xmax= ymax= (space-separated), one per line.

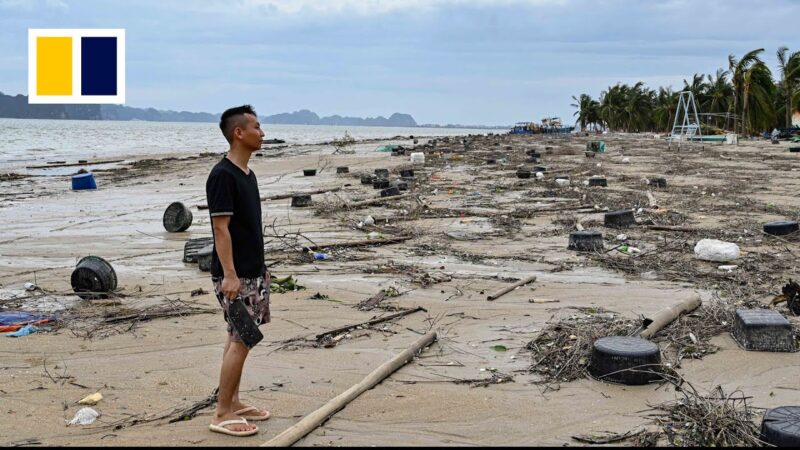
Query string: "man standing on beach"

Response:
xmin=205 ymin=105 xmax=269 ymax=437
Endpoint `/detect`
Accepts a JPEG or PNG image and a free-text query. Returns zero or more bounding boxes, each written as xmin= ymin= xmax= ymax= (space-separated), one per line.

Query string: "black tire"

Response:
xmin=516 ymin=169 xmax=531 ymax=179
xmin=761 ymin=406 xmax=800 ymax=447
xmin=789 ymin=147 xmax=800 ymax=153
xmin=400 ymin=169 xmax=414 ymax=178
xmin=336 ymin=166 xmax=349 ymax=174
xmin=649 ymin=177 xmax=667 ymax=188
xmin=532 ymin=166 xmax=547 ymax=173
xmin=605 ymin=209 xmax=635 ymax=228
xmin=588 ymin=336 xmax=662 ymax=385
xmin=486 ymin=159 xmax=496 ymax=165
xmin=291 ymin=195 xmax=312 ymax=208
xmin=764 ymin=221 xmax=799 ymax=236
xmin=183 ymin=237 xmax=214 ymax=263
xmin=568 ymin=230 xmax=604 ymax=251
xmin=303 ymin=169 xmax=316 ymax=176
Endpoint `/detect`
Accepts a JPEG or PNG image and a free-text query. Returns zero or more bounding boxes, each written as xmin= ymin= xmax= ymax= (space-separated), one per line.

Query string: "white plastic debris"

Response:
xmin=363 ymin=215 xmax=375 ymax=226
xmin=555 ymin=179 xmax=570 ymax=187
xmin=622 ymin=157 xmax=630 ymax=164
xmin=718 ymin=265 xmax=738 ymax=272
xmin=616 ymin=234 xmax=628 ymax=241
xmin=24 ymin=282 xmax=37 ymax=291
xmin=67 ymin=407 xmax=99 ymax=426
xmin=694 ymin=239 xmax=740 ymax=262
xmin=410 ymin=152 xmax=425 ymax=164
xmin=582 ymin=180 xmax=589 ymax=186
xmin=535 ymin=172 xmax=544 ymax=179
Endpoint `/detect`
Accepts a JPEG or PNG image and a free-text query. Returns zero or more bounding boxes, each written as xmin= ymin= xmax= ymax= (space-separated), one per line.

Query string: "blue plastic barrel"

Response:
xmin=71 ymin=173 xmax=97 ymax=190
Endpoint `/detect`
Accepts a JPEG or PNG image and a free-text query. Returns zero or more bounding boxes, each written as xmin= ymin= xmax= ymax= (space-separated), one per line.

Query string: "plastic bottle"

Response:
xmin=313 ymin=252 xmax=330 ymax=261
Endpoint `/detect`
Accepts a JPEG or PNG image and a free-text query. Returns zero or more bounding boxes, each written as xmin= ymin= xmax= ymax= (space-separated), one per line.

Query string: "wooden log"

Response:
xmin=262 ymin=331 xmax=438 ymax=447
xmin=301 ymin=235 xmax=412 ymax=252
xmin=638 ymin=293 xmax=702 ymax=339
xmin=646 ymin=225 xmax=703 ymax=233
xmin=646 ymin=191 xmax=658 ymax=208
xmin=486 ymin=275 xmax=537 ymax=301
xmin=347 ymin=193 xmax=412 ymax=208
xmin=197 ymin=186 xmax=343 ymax=209
xmin=315 ymin=306 xmax=426 ymax=343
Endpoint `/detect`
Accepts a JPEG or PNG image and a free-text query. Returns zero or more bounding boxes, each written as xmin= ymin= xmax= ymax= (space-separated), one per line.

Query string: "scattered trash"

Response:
xmin=731 ymin=309 xmax=795 ymax=352
xmin=313 ymin=252 xmax=331 ymax=261
xmin=490 ymin=345 xmax=508 ymax=352
xmin=67 ymin=407 xmax=100 ymax=426
xmin=622 ymin=157 xmax=630 ymax=163
xmin=410 ymin=152 xmax=425 ymax=164
xmin=71 ymin=172 xmax=97 ymax=190
xmin=270 ymin=275 xmax=306 ymax=294
xmin=191 ymin=288 xmax=208 ymax=297
xmin=616 ymin=234 xmax=628 ymax=241
xmin=718 ymin=265 xmax=738 ymax=272
xmin=555 ymin=178 xmax=570 ymax=187
xmin=78 ymin=392 xmax=103 ymax=406
xmin=24 ymin=282 xmax=38 ymax=291
xmin=5 ymin=325 xmax=40 ymax=337
xmin=694 ymin=239 xmax=740 ymax=262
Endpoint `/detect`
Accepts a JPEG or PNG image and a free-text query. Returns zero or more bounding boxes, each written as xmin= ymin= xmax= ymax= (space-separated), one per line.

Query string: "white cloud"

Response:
xmin=0 ymin=0 xmax=67 ymax=11
xmin=238 ymin=0 xmax=567 ymax=16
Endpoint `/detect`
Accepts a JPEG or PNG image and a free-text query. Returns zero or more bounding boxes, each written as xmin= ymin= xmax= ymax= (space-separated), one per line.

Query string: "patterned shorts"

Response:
xmin=212 ymin=274 xmax=271 ymax=344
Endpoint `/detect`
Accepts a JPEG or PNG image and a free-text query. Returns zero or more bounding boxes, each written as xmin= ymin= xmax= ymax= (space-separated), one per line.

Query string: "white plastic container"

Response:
xmin=410 ymin=152 xmax=425 ymax=164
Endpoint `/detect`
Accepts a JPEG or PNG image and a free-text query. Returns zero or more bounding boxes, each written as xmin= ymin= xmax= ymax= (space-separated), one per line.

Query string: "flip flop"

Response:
xmin=208 ymin=418 xmax=258 ymax=436
xmin=234 ymin=406 xmax=271 ymax=421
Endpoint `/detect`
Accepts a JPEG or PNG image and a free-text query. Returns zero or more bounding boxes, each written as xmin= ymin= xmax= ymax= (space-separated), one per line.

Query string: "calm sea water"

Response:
xmin=0 ymin=118 xmax=503 ymax=171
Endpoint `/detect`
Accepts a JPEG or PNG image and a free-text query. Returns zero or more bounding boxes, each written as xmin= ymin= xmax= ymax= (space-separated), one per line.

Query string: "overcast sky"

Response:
xmin=1 ymin=0 xmax=798 ymax=125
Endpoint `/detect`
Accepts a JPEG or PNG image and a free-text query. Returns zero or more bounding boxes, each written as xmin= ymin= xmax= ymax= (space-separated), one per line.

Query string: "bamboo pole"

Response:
xmin=261 ymin=331 xmax=438 ymax=447
xmin=639 ymin=293 xmax=702 ymax=339
xmin=347 ymin=193 xmax=412 ymax=208
xmin=486 ymin=275 xmax=537 ymax=301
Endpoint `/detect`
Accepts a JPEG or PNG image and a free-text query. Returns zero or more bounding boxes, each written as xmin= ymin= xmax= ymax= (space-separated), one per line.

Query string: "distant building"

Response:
xmin=793 ymin=112 xmax=800 ymax=127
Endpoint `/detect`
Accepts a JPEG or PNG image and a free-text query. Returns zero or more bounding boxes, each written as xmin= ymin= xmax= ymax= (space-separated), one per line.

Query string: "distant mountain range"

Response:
xmin=0 ymin=92 xmax=422 ymax=127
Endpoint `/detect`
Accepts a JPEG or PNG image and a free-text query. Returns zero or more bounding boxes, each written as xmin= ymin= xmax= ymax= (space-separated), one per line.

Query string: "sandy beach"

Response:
xmin=1 ymin=133 xmax=800 ymax=446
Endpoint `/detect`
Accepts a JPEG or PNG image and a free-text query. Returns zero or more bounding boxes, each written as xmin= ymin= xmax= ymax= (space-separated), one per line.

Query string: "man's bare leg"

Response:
xmin=212 ymin=340 xmax=256 ymax=432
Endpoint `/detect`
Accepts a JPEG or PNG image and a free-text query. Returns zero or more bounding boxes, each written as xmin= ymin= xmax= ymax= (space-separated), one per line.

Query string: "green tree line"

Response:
xmin=571 ymin=48 xmax=800 ymax=136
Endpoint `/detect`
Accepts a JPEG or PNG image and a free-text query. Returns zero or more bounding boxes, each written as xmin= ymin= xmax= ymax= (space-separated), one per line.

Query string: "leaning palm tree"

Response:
xmin=740 ymin=61 xmax=776 ymax=134
xmin=777 ymin=47 xmax=800 ymax=127
xmin=729 ymin=49 xmax=765 ymax=134
xmin=571 ymin=94 xmax=600 ymax=131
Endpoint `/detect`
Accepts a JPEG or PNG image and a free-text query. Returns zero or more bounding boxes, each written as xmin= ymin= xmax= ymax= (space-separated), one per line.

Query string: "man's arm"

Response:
xmin=212 ymin=215 xmax=240 ymax=300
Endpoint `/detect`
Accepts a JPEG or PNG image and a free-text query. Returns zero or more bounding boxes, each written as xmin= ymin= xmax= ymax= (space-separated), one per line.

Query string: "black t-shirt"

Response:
xmin=205 ymin=157 xmax=265 ymax=278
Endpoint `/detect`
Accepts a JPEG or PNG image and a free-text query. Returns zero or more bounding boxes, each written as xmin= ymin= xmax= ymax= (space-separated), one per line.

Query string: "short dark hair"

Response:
xmin=219 ymin=105 xmax=257 ymax=143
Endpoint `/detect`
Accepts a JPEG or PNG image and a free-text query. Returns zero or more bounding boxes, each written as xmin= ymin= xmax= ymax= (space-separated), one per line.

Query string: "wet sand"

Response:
xmin=1 ymin=134 xmax=799 ymax=446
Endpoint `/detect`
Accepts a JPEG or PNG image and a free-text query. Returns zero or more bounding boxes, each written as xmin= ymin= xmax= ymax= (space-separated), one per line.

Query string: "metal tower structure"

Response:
xmin=669 ymin=91 xmax=702 ymax=149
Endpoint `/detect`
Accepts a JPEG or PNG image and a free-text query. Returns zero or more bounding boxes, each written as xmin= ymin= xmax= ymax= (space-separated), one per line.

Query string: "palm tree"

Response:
xmin=705 ymin=69 xmax=733 ymax=129
xmin=729 ymin=49 xmax=765 ymax=134
xmin=740 ymin=61 xmax=776 ymax=133
xmin=653 ymin=87 xmax=679 ymax=132
xmin=777 ymin=47 xmax=800 ymax=127
xmin=571 ymin=94 xmax=600 ymax=131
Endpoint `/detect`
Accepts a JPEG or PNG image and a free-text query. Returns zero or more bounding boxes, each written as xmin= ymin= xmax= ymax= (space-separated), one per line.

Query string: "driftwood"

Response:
xmin=487 ymin=275 xmax=537 ymax=301
xmin=301 ymin=235 xmax=413 ymax=252
xmin=315 ymin=307 xmax=426 ymax=345
xmin=267 ymin=186 xmax=342 ymax=201
xmin=26 ymin=159 xmax=125 ymax=169
xmin=646 ymin=225 xmax=703 ymax=233
xmin=639 ymin=293 xmax=702 ymax=339
xmin=646 ymin=190 xmax=659 ymax=208
xmin=356 ymin=291 xmax=387 ymax=311
xmin=262 ymin=331 xmax=437 ymax=447
xmin=347 ymin=193 xmax=412 ymax=208
xmin=197 ymin=186 xmax=343 ymax=209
